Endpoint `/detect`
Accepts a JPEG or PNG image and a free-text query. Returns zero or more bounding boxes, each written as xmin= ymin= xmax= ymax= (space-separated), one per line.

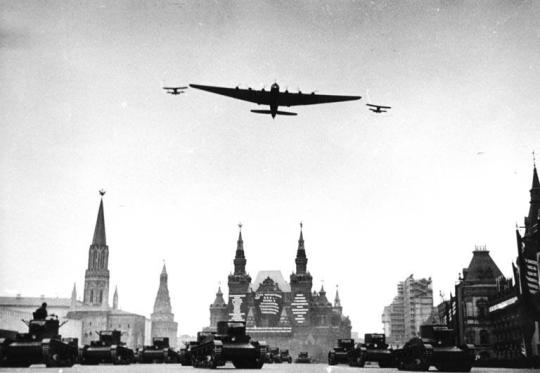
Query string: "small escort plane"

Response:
xmin=163 ymin=86 xmax=188 ymax=95
xmin=366 ymin=103 xmax=391 ymax=113
xmin=189 ymin=82 xmax=361 ymax=118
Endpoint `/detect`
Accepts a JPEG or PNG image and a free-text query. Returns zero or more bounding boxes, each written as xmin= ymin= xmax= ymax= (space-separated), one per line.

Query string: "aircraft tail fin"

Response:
xmin=250 ymin=110 xmax=297 ymax=116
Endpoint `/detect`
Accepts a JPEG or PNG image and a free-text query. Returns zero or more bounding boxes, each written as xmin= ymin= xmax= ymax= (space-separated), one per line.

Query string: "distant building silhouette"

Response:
xmin=382 ymin=275 xmax=434 ymax=346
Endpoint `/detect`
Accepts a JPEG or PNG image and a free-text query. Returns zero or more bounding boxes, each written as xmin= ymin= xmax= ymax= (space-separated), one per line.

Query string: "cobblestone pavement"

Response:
xmin=0 ymin=363 xmax=539 ymax=373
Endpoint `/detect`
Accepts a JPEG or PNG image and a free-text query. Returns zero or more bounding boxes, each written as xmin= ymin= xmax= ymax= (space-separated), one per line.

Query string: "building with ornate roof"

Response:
xmin=66 ymin=192 xmax=146 ymax=349
xmin=488 ymin=164 xmax=540 ymax=365
xmin=150 ymin=263 xmax=178 ymax=348
xmin=208 ymin=224 xmax=351 ymax=362
xmin=452 ymin=247 xmax=503 ymax=359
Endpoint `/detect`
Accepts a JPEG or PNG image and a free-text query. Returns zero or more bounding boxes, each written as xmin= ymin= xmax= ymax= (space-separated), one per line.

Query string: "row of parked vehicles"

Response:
xmin=328 ymin=325 xmax=475 ymax=372
xmin=0 ymin=315 xmax=474 ymax=371
xmin=0 ymin=315 xmax=185 ymax=367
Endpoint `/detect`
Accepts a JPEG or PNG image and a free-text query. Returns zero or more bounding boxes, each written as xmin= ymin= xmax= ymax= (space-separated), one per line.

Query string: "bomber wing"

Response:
xmin=278 ymin=91 xmax=361 ymax=107
xmin=189 ymin=84 xmax=273 ymax=105
xmin=366 ymin=104 xmax=391 ymax=109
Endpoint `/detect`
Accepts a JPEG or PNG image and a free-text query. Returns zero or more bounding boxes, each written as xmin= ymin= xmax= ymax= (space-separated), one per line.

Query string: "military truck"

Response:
xmin=79 ymin=330 xmax=134 ymax=365
xmin=0 ymin=315 xmax=78 ymax=368
xmin=138 ymin=337 xmax=179 ymax=364
xmin=190 ymin=321 xmax=267 ymax=369
xmin=360 ymin=333 xmax=395 ymax=368
xmin=394 ymin=324 xmax=474 ymax=372
xmin=328 ymin=338 xmax=356 ymax=365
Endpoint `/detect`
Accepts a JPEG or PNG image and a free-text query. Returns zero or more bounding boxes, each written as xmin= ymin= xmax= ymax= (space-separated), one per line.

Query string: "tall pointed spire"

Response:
xmin=83 ymin=191 xmax=110 ymax=307
xmin=151 ymin=262 xmax=178 ymax=348
xmin=334 ymin=285 xmax=341 ymax=308
xmin=113 ymin=286 xmax=118 ymax=310
xmin=153 ymin=262 xmax=172 ymax=314
xmin=92 ymin=190 xmax=106 ymax=246
xmin=233 ymin=223 xmax=247 ymax=275
xmin=71 ymin=283 xmax=77 ymax=308
xmin=295 ymin=222 xmax=308 ymax=274
xmin=527 ymin=161 xmax=540 ymax=228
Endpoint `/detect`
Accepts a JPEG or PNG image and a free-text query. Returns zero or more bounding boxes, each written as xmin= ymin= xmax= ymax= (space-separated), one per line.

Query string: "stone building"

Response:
xmin=381 ymin=275 xmax=434 ymax=346
xmin=66 ymin=192 xmax=146 ymax=349
xmin=150 ymin=263 xmax=178 ymax=348
xmin=208 ymin=224 xmax=351 ymax=362
xmin=488 ymin=164 xmax=540 ymax=364
xmin=453 ymin=247 xmax=503 ymax=359
xmin=0 ymin=295 xmax=82 ymax=340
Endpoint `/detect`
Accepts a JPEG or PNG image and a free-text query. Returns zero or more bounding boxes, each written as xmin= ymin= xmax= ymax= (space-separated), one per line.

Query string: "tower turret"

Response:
xmin=334 ymin=285 xmax=343 ymax=316
xmin=227 ymin=224 xmax=252 ymax=321
xmin=295 ymin=222 xmax=308 ymax=274
xmin=525 ymin=163 xmax=540 ymax=233
xmin=290 ymin=222 xmax=313 ymax=326
xmin=83 ymin=190 xmax=110 ymax=308
xmin=113 ymin=286 xmax=118 ymax=310
xmin=71 ymin=283 xmax=77 ymax=308
xmin=151 ymin=262 xmax=178 ymax=347
xmin=210 ymin=286 xmax=228 ymax=327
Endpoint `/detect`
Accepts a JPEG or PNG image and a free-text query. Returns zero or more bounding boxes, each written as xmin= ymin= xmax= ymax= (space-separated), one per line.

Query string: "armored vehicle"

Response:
xmin=190 ymin=321 xmax=267 ymax=369
xmin=0 ymin=315 xmax=78 ymax=368
xmin=79 ymin=330 xmax=134 ymax=365
xmin=138 ymin=337 xmax=179 ymax=364
xmin=295 ymin=351 xmax=311 ymax=364
xmin=280 ymin=349 xmax=292 ymax=363
xmin=394 ymin=324 xmax=474 ymax=372
xmin=179 ymin=340 xmax=198 ymax=366
xmin=328 ymin=338 xmax=356 ymax=365
xmin=269 ymin=347 xmax=282 ymax=363
xmin=360 ymin=333 xmax=395 ymax=367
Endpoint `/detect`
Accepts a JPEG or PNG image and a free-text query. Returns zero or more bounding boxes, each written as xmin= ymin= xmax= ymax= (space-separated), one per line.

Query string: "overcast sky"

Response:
xmin=1 ymin=0 xmax=539 ymax=337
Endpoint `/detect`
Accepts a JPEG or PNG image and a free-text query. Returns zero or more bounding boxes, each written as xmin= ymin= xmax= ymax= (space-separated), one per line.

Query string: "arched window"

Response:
xmin=99 ymin=290 xmax=103 ymax=303
xmin=90 ymin=289 xmax=94 ymax=303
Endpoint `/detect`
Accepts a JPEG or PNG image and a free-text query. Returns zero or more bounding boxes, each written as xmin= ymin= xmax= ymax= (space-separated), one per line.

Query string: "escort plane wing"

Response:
xmin=366 ymin=103 xmax=391 ymax=113
xmin=189 ymin=83 xmax=361 ymax=118
xmin=163 ymin=86 xmax=188 ymax=95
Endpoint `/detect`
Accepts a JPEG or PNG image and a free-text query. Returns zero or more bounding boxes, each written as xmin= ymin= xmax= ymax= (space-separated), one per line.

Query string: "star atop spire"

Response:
xmin=99 ymin=189 xmax=106 ymax=197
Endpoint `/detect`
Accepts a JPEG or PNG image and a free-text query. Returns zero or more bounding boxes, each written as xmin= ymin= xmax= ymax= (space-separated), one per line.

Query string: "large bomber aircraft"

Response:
xmin=189 ymin=82 xmax=361 ymax=118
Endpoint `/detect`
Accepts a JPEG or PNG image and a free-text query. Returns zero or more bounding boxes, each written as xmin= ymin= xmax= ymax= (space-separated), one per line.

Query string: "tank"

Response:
xmin=190 ymin=321 xmax=267 ymax=369
xmin=138 ymin=337 xmax=179 ymax=364
xmin=359 ymin=333 xmax=395 ymax=367
xmin=269 ymin=347 xmax=283 ymax=363
xmin=178 ymin=340 xmax=197 ymax=366
xmin=0 ymin=315 xmax=78 ymax=368
xmin=328 ymin=338 xmax=356 ymax=365
xmin=394 ymin=325 xmax=475 ymax=372
xmin=79 ymin=330 xmax=134 ymax=365
xmin=280 ymin=349 xmax=292 ymax=363
xmin=294 ymin=351 xmax=312 ymax=363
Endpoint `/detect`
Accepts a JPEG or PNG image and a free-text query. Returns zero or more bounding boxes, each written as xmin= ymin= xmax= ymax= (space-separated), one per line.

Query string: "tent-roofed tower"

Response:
xmin=210 ymin=286 xmax=228 ymax=327
xmin=151 ymin=263 xmax=178 ymax=348
xmin=83 ymin=190 xmax=110 ymax=308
